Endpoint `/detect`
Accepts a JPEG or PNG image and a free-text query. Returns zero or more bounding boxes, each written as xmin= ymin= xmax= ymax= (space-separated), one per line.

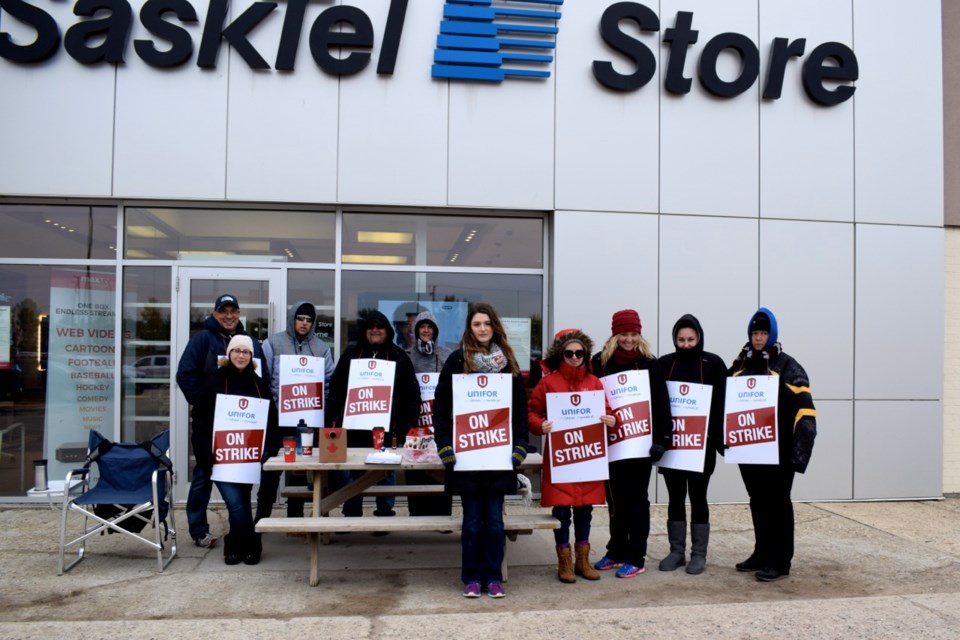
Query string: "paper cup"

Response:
xmin=372 ymin=426 xmax=385 ymax=450
xmin=283 ymin=437 xmax=296 ymax=462
xmin=301 ymin=428 xmax=314 ymax=456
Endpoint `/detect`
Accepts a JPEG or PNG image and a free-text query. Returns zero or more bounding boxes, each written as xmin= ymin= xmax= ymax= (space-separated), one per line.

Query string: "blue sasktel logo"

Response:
xmin=432 ymin=0 xmax=564 ymax=82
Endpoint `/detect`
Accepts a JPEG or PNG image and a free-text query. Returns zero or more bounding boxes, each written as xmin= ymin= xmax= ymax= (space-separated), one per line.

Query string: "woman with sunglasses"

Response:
xmin=528 ymin=329 xmax=616 ymax=583
xmin=433 ymin=302 xmax=529 ymax=599
xmin=191 ymin=335 xmax=280 ymax=565
xmin=590 ymin=309 xmax=672 ymax=578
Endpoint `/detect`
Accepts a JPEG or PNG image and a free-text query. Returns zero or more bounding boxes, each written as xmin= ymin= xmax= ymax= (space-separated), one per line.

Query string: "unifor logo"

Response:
xmin=239 ymin=398 xmax=249 ymax=410
xmin=299 ymin=357 xmax=309 ymax=367
xmin=422 ymin=374 xmax=430 ymax=384
xmin=747 ymin=378 xmax=757 ymax=389
xmin=679 ymin=384 xmax=689 ymax=396
xmin=571 ymin=394 xmax=581 ymax=406
xmin=617 ymin=374 xmax=628 ymax=386
xmin=432 ymin=0 xmax=563 ymax=82
xmin=368 ymin=360 xmax=377 ymax=370
xmin=478 ymin=375 xmax=488 ymax=388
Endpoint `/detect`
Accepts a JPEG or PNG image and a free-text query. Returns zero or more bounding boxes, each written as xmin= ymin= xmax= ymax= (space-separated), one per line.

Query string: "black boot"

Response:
xmin=686 ymin=523 xmax=710 ymax=574
xmin=243 ymin=533 xmax=262 ymax=565
xmin=658 ymin=521 xmax=686 ymax=571
xmin=223 ymin=533 xmax=241 ymax=565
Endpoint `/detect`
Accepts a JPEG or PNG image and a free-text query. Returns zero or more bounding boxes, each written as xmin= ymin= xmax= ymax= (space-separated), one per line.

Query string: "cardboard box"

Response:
xmin=319 ymin=428 xmax=346 ymax=463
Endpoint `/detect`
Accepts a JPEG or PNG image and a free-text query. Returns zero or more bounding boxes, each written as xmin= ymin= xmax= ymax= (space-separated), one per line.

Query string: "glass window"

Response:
xmin=0 ymin=265 xmax=117 ymax=497
xmin=287 ymin=270 xmax=336 ymax=347
xmin=0 ymin=204 xmax=116 ymax=259
xmin=339 ymin=270 xmax=543 ymax=385
xmin=341 ymin=213 xmax=543 ymax=268
xmin=124 ymin=207 xmax=336 ymax=263
xmin=120 ymin=267 xmax=171 ymax=443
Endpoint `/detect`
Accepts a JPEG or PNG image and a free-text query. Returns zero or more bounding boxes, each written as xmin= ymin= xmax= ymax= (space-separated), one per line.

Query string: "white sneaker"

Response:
xmin=195 ymin=533 xmax=218 ymax=548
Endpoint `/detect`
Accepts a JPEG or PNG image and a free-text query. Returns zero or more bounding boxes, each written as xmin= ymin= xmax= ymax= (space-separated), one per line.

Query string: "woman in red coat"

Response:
xmin=528 ymin=329 xmax=616 ymax=583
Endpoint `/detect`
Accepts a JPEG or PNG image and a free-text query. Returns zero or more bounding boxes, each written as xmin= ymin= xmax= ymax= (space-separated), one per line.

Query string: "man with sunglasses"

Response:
xmin=176 ymin=293 xmax=268 ymax=549
xmin=326 ymin=310 xmax=421 ymax=523
xmin=255 ymin=301 xmax=335 ymax=524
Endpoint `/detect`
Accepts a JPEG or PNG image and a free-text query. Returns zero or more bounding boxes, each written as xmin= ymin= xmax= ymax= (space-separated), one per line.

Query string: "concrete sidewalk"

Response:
xmin=2 ymin=499 xmax=960 ymax=639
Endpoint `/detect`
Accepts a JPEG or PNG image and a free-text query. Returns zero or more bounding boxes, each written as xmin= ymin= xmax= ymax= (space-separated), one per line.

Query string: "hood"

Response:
xmin=413 ymin=310 xmax=440 ymax=339
xmin=748 ymin=307 xmax=778 ymax=349
xmin=672 ymin=313 xmax=705 ymax=354
xmin=287 ymin=300 xmax=317 ymax=337
xmin=543 ymin=329 xmax=594 ymax=373
xmin=358 ymin=310 xmax=396 ymax=348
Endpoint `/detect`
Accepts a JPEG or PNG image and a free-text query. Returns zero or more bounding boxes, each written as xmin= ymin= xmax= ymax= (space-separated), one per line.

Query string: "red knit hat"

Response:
xmin=611 ymin=309 xmax=642 ymax=335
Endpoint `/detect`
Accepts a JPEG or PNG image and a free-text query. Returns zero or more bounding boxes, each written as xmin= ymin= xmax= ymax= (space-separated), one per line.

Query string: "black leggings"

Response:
xmin=662 ymin=468 xmax=711 ymax=524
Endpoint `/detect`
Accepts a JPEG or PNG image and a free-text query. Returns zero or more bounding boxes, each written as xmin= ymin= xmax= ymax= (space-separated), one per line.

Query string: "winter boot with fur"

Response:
xmin=574 ymin=542 xmax=601 ymax=580
xmin=557 ymin=544 xmax=576 ymax=583
xmin=686 ymin=523 xmax=710 ymax=575
xmin=659 ymin=520 xmax=687 ymax=571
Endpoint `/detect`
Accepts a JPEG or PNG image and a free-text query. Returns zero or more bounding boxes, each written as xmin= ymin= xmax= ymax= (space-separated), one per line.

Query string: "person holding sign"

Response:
xmin=528 ymin=329 xmax=615 ymax=584
xmin=591 ymin=309 xmax=672 ymax=578
xmin=656 ymin=314 xmax=727 ymax=575
xmin=326 ymin=310 xmax=421 ymax=520
xmin=255 ymin=301 xmax=334 ymax=522
xmin=729 ymin=308 xmax=816 ymax=582
xmin=434 ymin=303 xmax=529 ymax=598
xmin=191 ymin=335 xmax=279 ymax=566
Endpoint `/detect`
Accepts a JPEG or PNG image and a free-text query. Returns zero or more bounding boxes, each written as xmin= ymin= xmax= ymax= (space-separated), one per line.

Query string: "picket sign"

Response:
xmin=658 ymin=381 xmax=711 ymax=472
xmin=451 ymin=373 xmax=513 ymax=471
xmin=600 ymin=369 xmax=653 ymax=461
xmin=278 ymin=354 xmax=325 ymax=427
xmin=545 ymin=390 xmax=609 ymax=483
xmin=723 ymin=375 xmax=779 ymax=465
xmin=211 ymin=394 xmax=269 ymax=484
xmin=342 ymin=359 xmax=396 ymax=430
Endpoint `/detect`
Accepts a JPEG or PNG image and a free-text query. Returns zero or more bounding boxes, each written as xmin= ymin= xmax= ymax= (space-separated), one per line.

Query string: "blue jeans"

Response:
xmin=460 ymin=492 xmax=505 ymax=586
xmin=214 ymin=480 xmax=254 ymax=539
xmin=186 ymin=464 xmax=213 ymax=541
xmin=339 ymin=470 xmax=396 ymax=517
xmin=552 ymin=505 xmax=593 ymax=546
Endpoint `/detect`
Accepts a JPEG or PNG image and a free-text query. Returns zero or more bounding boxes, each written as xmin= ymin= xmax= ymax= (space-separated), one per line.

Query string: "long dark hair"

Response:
xmin=461 ymin=302 xmax=521 ymax=375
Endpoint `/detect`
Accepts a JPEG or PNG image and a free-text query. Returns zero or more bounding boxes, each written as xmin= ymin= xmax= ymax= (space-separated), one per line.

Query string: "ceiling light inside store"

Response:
xmin=342 ymin=254 xmax=408 ymax=265
xmin=357 ymin=231 xmax=413 ymax=244
xmin=127 ymin=225 xmax=168 ymax=238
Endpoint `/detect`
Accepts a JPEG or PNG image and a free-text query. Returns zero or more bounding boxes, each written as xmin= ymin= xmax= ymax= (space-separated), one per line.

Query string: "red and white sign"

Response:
xmin=723 ymin=375 xmax=779 ymax=465
xmin=601 ymin=369 xmax=653 ymax=461
xmin=415 ymin=372 xmax=439 ymax=430
xmin=211 ymin=394 xmax=269 ymax=484
xmin=545 ymin=391 xmax=609 ymax=483
xmin=658 ymin=381 xmax=712 ymax=472
xmin=278 ymin=354 xmax=325 ymax=427
xmin=342 ymin=359 xmax=396 ymax=430
xmin=452 ymin=373 xmax=513 ymax=471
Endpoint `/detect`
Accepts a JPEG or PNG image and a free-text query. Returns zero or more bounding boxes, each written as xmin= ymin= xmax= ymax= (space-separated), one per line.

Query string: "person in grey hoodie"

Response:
xmin=255 ymin=301 xmax=334 ymax=522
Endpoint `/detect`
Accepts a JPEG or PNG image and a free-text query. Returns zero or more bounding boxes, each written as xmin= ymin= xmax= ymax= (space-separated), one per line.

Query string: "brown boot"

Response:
xmin=557 ymin=545 xmax=576 ymax=583
xmin=575 ymin=542 xmax=601 ymax=580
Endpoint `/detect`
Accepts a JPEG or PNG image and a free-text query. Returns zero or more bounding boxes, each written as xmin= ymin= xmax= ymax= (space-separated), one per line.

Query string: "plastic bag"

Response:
xmin=402 ymin=427 xmax=441 ymax=463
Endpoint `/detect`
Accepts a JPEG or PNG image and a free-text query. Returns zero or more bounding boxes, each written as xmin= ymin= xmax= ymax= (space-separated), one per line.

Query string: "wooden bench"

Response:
xmin=281 ymin=485 xmax=445 ymax=500
xmin=256 ymin=514 xmax=560 ymax=583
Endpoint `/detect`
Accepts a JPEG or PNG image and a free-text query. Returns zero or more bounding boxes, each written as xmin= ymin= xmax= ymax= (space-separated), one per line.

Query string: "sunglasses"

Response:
xmin=295 ymin=315 xmax=313 ymax=323
xmin=563 ymin=349 xmax=585 ymax=359
xmin=367 ymin=322 xmax=385 ymax=330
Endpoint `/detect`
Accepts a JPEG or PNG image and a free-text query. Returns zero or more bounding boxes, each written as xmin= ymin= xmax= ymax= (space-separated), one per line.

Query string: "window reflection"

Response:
xmin=0 ymin=204 xmax=116 ymax=259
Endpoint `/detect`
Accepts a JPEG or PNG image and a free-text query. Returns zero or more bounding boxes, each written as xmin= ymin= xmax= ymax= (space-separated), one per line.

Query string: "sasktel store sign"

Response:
xmin=0 ymin=1 xmax=946 ymax=504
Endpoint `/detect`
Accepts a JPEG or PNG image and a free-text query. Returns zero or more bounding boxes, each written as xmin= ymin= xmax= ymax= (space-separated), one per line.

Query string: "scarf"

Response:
xmin=557 ymin=360 xmax=587 ymax=387
xmin=472 ymin=343 xmax=508 ymax=373
xmin=416 ymin=339 xmax=435 ymax=356
xmin=611 ymin=347 xmax=645 ymax=366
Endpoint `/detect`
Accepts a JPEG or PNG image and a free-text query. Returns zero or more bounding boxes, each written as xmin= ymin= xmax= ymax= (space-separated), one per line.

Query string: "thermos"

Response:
xmin=33 ymin=459 xmax=48 ymax=492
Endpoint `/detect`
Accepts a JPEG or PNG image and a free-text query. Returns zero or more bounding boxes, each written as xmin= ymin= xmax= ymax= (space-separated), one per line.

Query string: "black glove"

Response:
xmin=649 ymin=444 xmax=666 ymax=462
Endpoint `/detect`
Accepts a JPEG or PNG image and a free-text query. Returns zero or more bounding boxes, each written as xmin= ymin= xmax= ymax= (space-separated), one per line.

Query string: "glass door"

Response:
xmin=173 ymin=267 xmax=284 ymax=501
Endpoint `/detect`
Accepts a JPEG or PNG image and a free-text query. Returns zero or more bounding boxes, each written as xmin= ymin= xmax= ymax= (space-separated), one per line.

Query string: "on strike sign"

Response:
xmin=658 ymin=381 xmax=712 ymax=472
xmin=343 ymin=359 xmax=396 ymax=430
xmin=415 ymin=372 xmax=439 ymax=430
xmin=545 ymin=391 xmax=609 ymax=483
xmin=211 ymin=394 xmax=269 ymax=484
xmin=452 ymin=373 xmax=513 ymax=471
xmin=278 ymin=354 xmax=325 ymax=427
xmin=600 ymin=369 xmax=653 ymax=461
xmin=723 ymin=375 xmax=779 ymax=465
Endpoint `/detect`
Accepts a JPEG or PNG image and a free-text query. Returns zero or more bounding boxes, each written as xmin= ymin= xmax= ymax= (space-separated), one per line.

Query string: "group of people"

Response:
xmin=175 ymin=295 xmax=817 ymax=597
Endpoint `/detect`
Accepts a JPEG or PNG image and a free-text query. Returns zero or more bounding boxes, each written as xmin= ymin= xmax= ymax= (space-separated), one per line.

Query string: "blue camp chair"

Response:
xmin=57 ymin=430 xmax=177 ymax=574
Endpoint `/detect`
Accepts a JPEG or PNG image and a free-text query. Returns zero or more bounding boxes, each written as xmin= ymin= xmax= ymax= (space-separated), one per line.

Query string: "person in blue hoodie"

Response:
xmin=729 ymin=308 xmax=817 ymax=582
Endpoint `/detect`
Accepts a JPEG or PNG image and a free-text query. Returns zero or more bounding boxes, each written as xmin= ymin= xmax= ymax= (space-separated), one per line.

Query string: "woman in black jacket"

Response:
xmin=656 ymin=314 xmax=727 ymax=574
xmin=590 ymin=309 xmax=671 ymax=578
xmin=433 ymin=303 xmax=529 ymax=599
xmin=192 ymin=335 xmax=280 ymax=566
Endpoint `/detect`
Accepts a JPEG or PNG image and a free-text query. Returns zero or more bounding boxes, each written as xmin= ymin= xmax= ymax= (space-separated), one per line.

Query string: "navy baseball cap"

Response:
xmin=214 ymin=294 xmax=239 ymax=311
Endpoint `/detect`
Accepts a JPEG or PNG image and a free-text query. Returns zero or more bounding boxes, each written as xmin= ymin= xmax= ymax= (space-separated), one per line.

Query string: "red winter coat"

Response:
xmin=528 ymin=362 xmax=609 ymax=507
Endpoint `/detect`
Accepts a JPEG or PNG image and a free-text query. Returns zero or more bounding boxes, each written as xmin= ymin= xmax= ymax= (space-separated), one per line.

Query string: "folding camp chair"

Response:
xmin=57 ymin=429 xmax=177 ymax=575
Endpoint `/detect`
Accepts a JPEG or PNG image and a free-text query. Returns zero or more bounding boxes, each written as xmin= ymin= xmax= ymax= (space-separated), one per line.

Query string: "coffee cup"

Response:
xmin=283 ymin=436 xmax=296 ymax=462
xmin=300 ymin=427 xmax=314 ymax=456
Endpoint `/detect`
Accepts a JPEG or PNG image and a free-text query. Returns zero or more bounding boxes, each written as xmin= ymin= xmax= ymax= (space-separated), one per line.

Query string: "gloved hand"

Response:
xmin=649 ymin=444 xmax=666 ymax=462
xmin=512 ymin=445 xmax=528 ymax=469
xmin=438 ymin=445 xmax=456 ymax=469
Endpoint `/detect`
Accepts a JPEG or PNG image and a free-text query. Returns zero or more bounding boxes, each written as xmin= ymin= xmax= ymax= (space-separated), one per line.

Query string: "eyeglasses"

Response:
xmin=563 ymin=350 xmax=585 ymax=359
xmin=295 ymin=315 xmax=313 ymax=323
xmin=232 ymin=349 xmax=252 ymax=356
xmin=367 ymin=322 xmax=385 ymax=330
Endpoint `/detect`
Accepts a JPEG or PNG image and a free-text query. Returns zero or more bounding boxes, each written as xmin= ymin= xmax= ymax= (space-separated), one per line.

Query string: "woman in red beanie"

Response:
xmin=528 ymin=329 xmax=616 ymax=583
xmin=590 ymin=309 xmax=672 ymax=578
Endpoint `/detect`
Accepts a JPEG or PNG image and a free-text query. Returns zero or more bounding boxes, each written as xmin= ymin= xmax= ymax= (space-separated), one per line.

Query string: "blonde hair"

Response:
xmin=598 ymin=333 xmax=654 ymax=368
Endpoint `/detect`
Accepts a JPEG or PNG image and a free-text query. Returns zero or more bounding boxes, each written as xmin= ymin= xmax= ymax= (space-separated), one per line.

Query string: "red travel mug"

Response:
xmin=372 ymin=426 xmax=385 ymax=451
xmin=283 ymin=436 xmax=296 ymax=462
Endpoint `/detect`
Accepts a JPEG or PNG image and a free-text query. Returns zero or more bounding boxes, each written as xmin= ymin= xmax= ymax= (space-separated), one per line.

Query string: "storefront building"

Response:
xmin=0 ymin=1 xmax=945 ymax=502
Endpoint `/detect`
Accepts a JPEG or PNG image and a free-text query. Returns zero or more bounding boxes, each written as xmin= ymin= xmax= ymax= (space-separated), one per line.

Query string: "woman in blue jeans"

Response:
xmin=191 ymin=335 xmax=280 ymax=565
xmin=433 ymin=303 xmax=529 ymax=599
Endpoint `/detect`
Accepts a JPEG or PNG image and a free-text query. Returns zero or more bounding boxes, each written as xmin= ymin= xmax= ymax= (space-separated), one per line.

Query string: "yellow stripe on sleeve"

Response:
xmin=786 ymin=383 xmax=811 ymax=395
xmin=793 ymin=408 xmax=817 ymax=429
